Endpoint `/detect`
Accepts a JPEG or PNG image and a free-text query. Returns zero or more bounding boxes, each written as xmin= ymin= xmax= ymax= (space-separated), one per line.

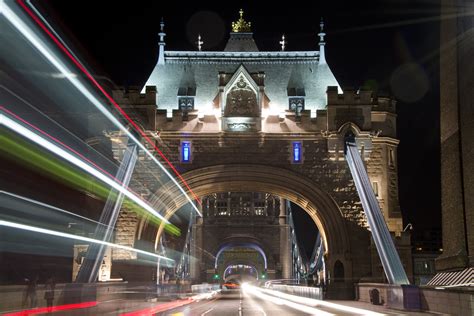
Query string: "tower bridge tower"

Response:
xmin=108 ymin=9 xmax=412 ymax=298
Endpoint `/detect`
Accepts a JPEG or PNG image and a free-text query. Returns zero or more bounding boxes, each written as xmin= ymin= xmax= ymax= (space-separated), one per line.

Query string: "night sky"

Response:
xmin=37 ymin=0 xmax=442 ymax=255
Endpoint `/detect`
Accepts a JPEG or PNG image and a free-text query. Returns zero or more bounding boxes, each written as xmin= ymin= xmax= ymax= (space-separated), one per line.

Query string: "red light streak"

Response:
xmin=3 ymin=301 xmax=97 ymax=316
xmin=1 ymin=106 xmax=151 ymax=211
xmin=120 ymin=298 xmax=194 ymax=316
xmin=1 ymin=106 xmax=118 ymax=183
xmin=16 ymin=0 xmax=201 ymax=205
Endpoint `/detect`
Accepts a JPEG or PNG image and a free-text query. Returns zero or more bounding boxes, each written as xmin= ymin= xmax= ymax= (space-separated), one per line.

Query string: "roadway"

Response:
xmin=13 ymin=287 xmax=431 ymax=315
xmin=159 ymin=289 xmax=307 ymax=316
xmin=158 ymin=287 xmax=394 ymax=316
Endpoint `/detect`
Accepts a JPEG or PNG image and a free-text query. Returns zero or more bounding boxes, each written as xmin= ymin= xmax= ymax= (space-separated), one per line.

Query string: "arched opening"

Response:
xmin=291 ymin=203 xmax=326 ymax=285
xmin=223 ymin=264 xmax=259 ymax=283
xmin=144 ymin=164 xmax=353 ymax=289
xmin=215 ymin=242 xmax=267 ymax=270
xmin=150 ymin=165 xmax=348 ymax=251
xmin=344 ymin=130 xmax=356 ymax=154
xmin=334 ymin=260 xmax=345 ymax=282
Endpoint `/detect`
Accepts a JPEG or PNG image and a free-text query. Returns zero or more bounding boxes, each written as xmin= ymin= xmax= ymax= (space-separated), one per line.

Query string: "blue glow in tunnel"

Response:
xmin=214 ymin=243 xmax=267 ymax=270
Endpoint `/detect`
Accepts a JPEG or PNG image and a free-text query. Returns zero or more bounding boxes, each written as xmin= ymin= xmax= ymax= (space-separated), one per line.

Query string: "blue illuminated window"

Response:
xmin=292 ymin=141 xmax=302 ymax=163
xmin=181 ymin=141 xmax=191 ymax=162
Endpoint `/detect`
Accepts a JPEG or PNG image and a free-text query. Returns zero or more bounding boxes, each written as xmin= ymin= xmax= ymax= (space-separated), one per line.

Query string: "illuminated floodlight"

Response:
xmin=181 ymin=141 xmax=191 ymax=163
xmin=0 ymin=219 xmax=174 ymax=262
xmin=1 ymin=112 xmax=170 ymax=224
xmin=292 ymin=141 xmax=302 ymax=163
xmin=2 ymin=1 xmax=202 ymax=217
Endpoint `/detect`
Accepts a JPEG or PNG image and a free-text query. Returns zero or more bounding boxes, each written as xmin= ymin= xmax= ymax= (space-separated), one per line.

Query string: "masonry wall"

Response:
xmin=110 ymin=88 xmax=407 ymax=283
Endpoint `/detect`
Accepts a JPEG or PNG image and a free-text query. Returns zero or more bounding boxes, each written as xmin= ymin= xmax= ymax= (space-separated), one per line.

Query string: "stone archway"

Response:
xmin=215 ymin=242 xmax=268 ymax=270
xmin=223 ymin=262 xmax=260 ymax=282
xmin=144 ymin=164 xmax=353 ymax=281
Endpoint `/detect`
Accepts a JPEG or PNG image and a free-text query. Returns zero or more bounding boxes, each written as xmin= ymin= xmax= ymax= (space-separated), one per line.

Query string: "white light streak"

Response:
xmin=1 ymin=114 xmax=169 ymax=224
xmin=2 ymin=1 xmax=201 ymax=217
xmin=242 ymin=283 xmax=335 ymax=316
xmin=259 ymin=285 xmax=386 ymax=316
xmin=1 ymin=190 xmax=112 ymax=228
xmin=0 ymin=219 xmax=173 ymax=262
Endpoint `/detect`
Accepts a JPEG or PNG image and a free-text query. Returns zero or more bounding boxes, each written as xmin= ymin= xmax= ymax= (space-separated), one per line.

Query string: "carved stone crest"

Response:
xmin=224 ymin=77 xmax=258 ymax=117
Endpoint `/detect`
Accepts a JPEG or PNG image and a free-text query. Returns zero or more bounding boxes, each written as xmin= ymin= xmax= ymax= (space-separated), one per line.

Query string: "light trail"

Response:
xmin=13 ymin=0 xmax=203 ymax=215
xmin=1 ymin=108 xmax=180 ymax=234
xmin=120 ymin=298 xmax=194 ymax=316
xmin=1 ymin=105 xmax=122 ymax=189
xmin=0 ymin=219 xmax=174 ymax=262
xmin=258 ymin=285 xmax=386 ymax=315
xmin=3 ymin=301 xmax=98 ymax=316
xmin=0 ymin=83 xmax=120 ymax=181
xmin=333 ymin=10 xmax=474 ymax=34
xmin=1 ymin=111 xmax=170 ymax=224
xmin=1 ymin=190 xmax=114 ymax=229
xmin=1 ymin=130 xmax=180 ymax=236
xmin=242 ymin=283 xmax=335 ymax=316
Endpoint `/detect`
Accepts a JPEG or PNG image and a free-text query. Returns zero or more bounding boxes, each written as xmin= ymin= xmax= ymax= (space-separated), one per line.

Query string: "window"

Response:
xmin=181 ymin=141 xmax=191 ymax=163
xmin=178 ymin=97 xmax=194 ymax=120
xmin=292 ymin=141 xmax=302 ymax=163
xmin=216 ymin=202 xmax=228 ymax=216
xmin=177 ymin=87 xmax=196 ymax=120
xmin=289 ymin=97 xmax=305 ymax=117
xmin=334 ymin=260 xmax=345 ymax=282
xmin=388 ymin=148 xmax=395 ymax=166
xmin=372 ymin=182 xmax=379 ymax=197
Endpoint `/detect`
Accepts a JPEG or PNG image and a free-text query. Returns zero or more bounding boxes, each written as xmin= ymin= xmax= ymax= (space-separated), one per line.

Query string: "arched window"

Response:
xmin=344 ymin=130 xmax=356 ymax=154
xmin=334 ymin=260 xmax=345 ymax=282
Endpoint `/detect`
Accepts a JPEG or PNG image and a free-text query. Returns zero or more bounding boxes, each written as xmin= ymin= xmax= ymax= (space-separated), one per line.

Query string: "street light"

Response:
xmin=403 ymin=223 xmax=413 ymax=232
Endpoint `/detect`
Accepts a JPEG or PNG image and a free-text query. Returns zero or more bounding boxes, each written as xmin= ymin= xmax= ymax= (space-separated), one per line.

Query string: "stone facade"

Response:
xmin=109 ymin=86 xmax=410 ymax=292
xmin=106 ymin=20 xmax=411 ymax=292
xmin=437 ymin=0 xmax=474 ymax=272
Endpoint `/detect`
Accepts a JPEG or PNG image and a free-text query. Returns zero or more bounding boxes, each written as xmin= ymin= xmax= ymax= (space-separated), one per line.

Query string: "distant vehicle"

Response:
xmin=223 ymin=282 xmax=240 ymax=289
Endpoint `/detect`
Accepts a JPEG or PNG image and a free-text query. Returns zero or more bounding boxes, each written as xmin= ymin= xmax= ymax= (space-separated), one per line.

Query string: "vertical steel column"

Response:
xmin=76 ymin=140 xmax=139 ymax=283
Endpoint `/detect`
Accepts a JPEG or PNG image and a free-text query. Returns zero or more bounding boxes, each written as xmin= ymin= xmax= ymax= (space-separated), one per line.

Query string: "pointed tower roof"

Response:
xmin=142 ymin=14 xmax=341 ymax=114
xmin=224 ymin=9 xmax=259 ymax=52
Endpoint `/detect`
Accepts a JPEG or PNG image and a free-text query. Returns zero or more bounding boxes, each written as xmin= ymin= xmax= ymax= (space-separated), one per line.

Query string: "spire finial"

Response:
xmin=196 ymin=34 xmax=204 ymax=51
xmin=159 ymin=17 xmax=166 ymax=42
xmin=158 ymin=17 xmax=166 ymax=65
xmin=318 ymin=17 xmax=325 ymax=44
xmin=318 ymin=17 xmax=326 ymax=64
xmin=232 ymin=9 xmax=252 ymax=33
xmin=279 ymin=34 xmax=287 ymax=51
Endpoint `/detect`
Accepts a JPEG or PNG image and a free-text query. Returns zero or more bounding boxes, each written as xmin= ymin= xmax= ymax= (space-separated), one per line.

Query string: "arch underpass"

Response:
xmin=215 ymin=242 xmax=268 ymax=270
xmin=139 ymin=164 xmax=362 ymax=292
xmin=223 ymin=264 xmax=259 ymax=283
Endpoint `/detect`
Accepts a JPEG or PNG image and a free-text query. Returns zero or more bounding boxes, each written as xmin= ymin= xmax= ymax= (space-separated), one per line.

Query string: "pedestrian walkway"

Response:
xmin=327 ymin=300 xmax=445 ymax=315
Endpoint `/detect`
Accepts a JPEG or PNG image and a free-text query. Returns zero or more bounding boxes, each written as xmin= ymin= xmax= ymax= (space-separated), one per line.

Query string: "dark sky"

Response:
xmin=38 ymin=0 xmax=442 ymax=253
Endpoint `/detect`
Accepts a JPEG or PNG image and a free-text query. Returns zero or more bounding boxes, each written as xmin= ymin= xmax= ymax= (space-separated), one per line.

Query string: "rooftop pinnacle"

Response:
xmin=231 ymin=9 xmax=252 ymax=33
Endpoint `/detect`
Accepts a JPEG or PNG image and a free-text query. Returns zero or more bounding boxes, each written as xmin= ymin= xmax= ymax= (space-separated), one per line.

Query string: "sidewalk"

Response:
xmin=327 ymin=300 xmax=447 ymax=315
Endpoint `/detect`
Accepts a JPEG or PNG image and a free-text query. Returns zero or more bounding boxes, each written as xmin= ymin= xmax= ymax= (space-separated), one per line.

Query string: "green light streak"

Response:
xmin=0 ymin=130 xmax=180 ymax=236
